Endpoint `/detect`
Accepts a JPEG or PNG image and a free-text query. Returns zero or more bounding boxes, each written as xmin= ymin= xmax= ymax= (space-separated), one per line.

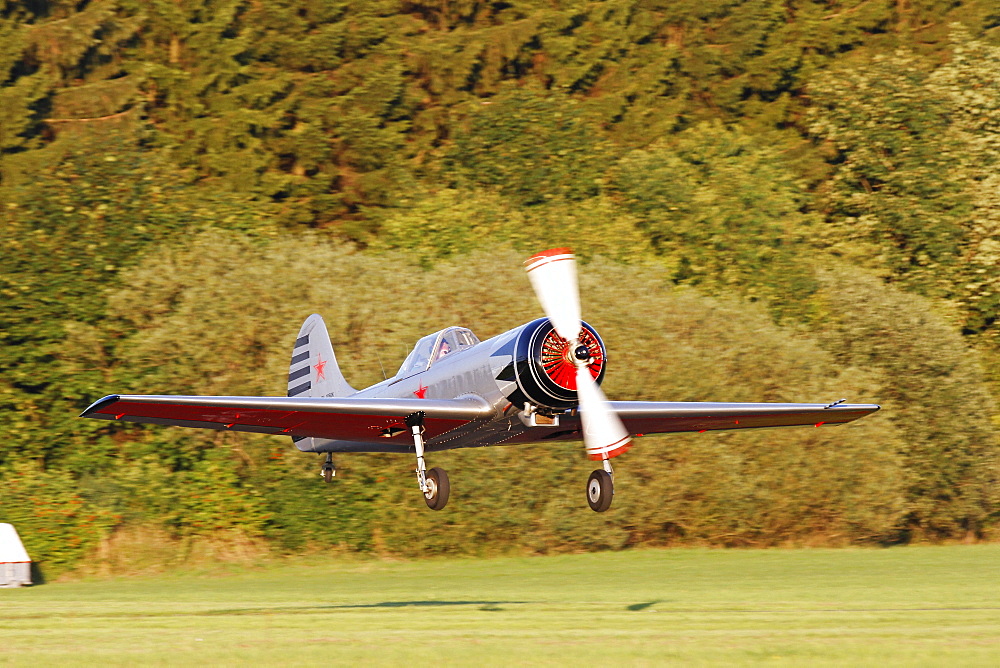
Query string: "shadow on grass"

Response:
xmin=332 ymin=601 xmax=525 ymax=610
xmin=204 ymin=600 xmax=525 ymax=616
xmin=627 ymin=600 xmax=660 ymax=611
xmin=9 ymin=600 xmax=525 ymax=620
xmin=324 ymin=600 xmax=520 ymax=611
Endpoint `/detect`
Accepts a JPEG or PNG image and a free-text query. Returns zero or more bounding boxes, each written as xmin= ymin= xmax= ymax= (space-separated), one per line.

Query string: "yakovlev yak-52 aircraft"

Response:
xmin=81 ymin=249 xmax=880 ymax=512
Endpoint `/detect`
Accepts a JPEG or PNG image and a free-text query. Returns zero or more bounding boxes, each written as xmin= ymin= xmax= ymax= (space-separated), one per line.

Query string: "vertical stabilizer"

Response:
xmin=288 ymin=314 xmax=356 ymax=399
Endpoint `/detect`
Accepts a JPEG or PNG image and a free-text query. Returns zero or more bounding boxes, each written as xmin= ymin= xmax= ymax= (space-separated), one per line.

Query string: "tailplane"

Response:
xmin=288 ymin=314 xmax=356 ymax=398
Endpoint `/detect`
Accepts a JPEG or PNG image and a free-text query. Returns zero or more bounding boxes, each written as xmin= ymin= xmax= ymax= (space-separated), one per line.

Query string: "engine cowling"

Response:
xmin=505 ymin=318 xmax=607 ymax=410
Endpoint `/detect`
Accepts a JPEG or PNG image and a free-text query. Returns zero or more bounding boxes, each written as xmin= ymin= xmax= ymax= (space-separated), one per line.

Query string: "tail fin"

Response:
xmin=288 ymin=314 xmax=356 ymax=398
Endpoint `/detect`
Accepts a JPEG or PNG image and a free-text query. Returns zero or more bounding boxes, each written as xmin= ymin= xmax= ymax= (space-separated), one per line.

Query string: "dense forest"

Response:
xmin=1 ymin=0 xmax=999 ymax=577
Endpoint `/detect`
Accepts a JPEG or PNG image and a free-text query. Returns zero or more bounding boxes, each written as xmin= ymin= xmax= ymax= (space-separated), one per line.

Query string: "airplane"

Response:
xmin=81 ymin=248 xmax=880 ymax=512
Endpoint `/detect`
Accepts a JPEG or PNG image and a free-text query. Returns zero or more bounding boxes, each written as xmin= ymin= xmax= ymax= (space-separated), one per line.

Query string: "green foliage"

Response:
xmin=373 ymin=188 xmax=651 ymax=263
xmin=82 ymin=447 xmax=270 ymax=540
xmin=929 ymin=31 xmax=1000 ymax=346
xmin=447 ymin=88 xmax=612 ymax=205
xmin=6 ymin=225 xmax=998 ymax=567
xmin=809 ymin=30 xmax=1000 ymax=345
xmin=2 ymin=0 xmax=999 ymax=572
xmin=116 ymin=0 xmax=420 ymax=230
xmin=5 ymin=0 xmax=986 ymax=231
xmin=814 ymin=267 xmax=1000 ymax=539
xmin=0 ymin=133 xmax=274 ymax=473
xmin=588 ymin=266 xmax=907 ymax=545
xmin=0 ymin=0 xmax=143 ymax=160
xmin=0 ymin=133 xmax=277 ymax=574
xmin=0 ymin=462 xmax=116 ymax=578
xmin=250 ymin=452 xmax=383 ymax=553
xmin=610 ymin=122 xmax=820 ymax=319
xmin=808 ymin=50 xmax=968 ymax=292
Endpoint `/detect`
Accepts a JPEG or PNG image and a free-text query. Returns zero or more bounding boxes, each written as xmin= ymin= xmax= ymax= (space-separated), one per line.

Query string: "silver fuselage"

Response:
xmin=301 ymin=318 xmax=604 ymax=453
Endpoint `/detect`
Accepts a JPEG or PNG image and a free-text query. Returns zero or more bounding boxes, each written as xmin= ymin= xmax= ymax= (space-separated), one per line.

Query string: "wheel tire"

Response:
xmin=323 ymin=467 xmax=333 ymax=483
xmin=586 ymin=469 xmax=614 ymax=512
xmin=424 ymin=467 xmax=450 ymax=511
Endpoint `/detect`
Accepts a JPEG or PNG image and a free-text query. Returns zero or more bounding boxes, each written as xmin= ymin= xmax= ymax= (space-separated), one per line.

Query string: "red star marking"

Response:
xmin=413 ymin=384 xmax=428 ymax=399
xmin=313 ymin=354 xmax=328 ymax=381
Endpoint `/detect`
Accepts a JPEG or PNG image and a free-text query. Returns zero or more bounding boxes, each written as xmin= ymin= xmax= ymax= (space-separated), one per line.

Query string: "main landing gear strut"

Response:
xmin=406 ymin=412 xmax=450 ymax=511
xmin=586 ymin=458 xmax=614 ymax=512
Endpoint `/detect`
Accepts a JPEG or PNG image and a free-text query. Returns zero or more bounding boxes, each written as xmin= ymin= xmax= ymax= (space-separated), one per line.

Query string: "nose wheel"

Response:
xmin=587 ymin=468 xmax=614 ymax=512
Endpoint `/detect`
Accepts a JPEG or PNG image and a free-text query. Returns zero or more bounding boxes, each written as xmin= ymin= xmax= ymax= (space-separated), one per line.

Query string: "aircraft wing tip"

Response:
xmin=80 ymin=394 xmax=121 ymax=418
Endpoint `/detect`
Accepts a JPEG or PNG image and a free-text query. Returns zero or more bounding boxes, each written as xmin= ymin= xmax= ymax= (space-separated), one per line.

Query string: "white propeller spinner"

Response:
xmin=524 ymin=248 xmax=632 ymax=461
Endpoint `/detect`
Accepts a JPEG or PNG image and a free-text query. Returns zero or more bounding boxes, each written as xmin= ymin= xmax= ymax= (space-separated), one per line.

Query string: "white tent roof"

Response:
xmin=0 ymin=523 xmax=31 ymax=562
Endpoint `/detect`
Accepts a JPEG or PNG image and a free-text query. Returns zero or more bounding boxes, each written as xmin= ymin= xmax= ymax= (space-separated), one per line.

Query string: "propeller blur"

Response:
xmin=81 ymin=249 xmax=880 ymax=512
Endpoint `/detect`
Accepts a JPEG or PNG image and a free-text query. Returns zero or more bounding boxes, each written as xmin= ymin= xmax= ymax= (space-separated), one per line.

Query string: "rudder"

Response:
xmin=288 ymin=314 xmax=356 ymax=399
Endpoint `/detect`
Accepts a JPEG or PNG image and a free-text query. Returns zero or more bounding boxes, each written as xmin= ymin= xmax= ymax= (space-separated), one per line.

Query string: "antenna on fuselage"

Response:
xmin=375 ymin=348 xmax=388 ymax=381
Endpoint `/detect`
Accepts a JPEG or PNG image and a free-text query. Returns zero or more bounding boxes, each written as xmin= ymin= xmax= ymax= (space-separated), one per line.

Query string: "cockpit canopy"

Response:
xmin=397 ymin=326 xmax=481 ymax=376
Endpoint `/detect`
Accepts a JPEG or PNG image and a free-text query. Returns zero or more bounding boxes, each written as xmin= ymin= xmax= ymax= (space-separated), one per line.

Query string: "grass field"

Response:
xmin=3 ymin=545 xmax=999 ymax=666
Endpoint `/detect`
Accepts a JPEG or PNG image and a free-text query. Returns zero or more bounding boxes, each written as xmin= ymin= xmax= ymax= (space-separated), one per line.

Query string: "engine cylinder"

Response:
xmin=509 ymin=318 xmax=607 ymax=409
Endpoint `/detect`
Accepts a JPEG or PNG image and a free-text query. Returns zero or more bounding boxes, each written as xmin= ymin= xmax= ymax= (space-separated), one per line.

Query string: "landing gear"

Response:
xmin=321 ymin=453 xmax=336 ymax=483
xmin=406 ymin=411 xmax=450 ymax=511
xmin=424 ymin=466 xmax=450 ymax=510
xmin=587 ymin=461 xmax=614 ymax=512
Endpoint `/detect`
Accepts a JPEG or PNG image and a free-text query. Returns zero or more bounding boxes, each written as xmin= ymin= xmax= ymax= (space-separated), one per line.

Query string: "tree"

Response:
xmin=0 ymin=1 xmax=142 ymax=171
xmin=373 ymin=187 xmax=651 ymax=262
xmin=809 ymin=30 xmax=1000 ymax=347
xmin=0 ymin=132 xmax=272 ymax=472
xmin=447 ymin=86 xmax=612 ymax=205
xmin=610 ymin=121 xmax=820 ymax=320
xmin=928 ymin=31 xmax=1000 ymax=347
xmin=815 ymin=267 xmax=1000 ymax=539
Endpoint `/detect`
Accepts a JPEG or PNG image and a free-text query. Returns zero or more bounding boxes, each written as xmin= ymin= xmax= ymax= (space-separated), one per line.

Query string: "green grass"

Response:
xmin=3 ymin=545 xmax=1000 ymax=666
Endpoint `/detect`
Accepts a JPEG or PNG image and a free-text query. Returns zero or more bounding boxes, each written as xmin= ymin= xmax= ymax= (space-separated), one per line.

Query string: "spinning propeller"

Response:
xmin=524 ymin=249 xmax=632 ymax=461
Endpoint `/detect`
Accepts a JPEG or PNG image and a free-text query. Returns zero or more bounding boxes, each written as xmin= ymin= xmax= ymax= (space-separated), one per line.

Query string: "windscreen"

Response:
xmin=397 ymin=332 xmax=440 ymax=376
xmin=396 ymin=328 xmax=481 ymax=377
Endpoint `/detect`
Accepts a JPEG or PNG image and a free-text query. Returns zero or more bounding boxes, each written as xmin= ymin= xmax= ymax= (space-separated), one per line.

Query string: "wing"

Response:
xmin=80 ymin=394 xmax=494 ymax=446
xmin=605 ymin=401 xmax=880 ymax=436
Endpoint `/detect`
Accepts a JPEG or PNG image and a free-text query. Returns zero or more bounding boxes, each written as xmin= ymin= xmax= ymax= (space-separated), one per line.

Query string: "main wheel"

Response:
xmin=424 ymin=467 xmax=450 ymax=510
xmin=586 ymin=469 xmax=614 ymax=512
xmin=322 ymin=466 xmax=334 ymax=483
